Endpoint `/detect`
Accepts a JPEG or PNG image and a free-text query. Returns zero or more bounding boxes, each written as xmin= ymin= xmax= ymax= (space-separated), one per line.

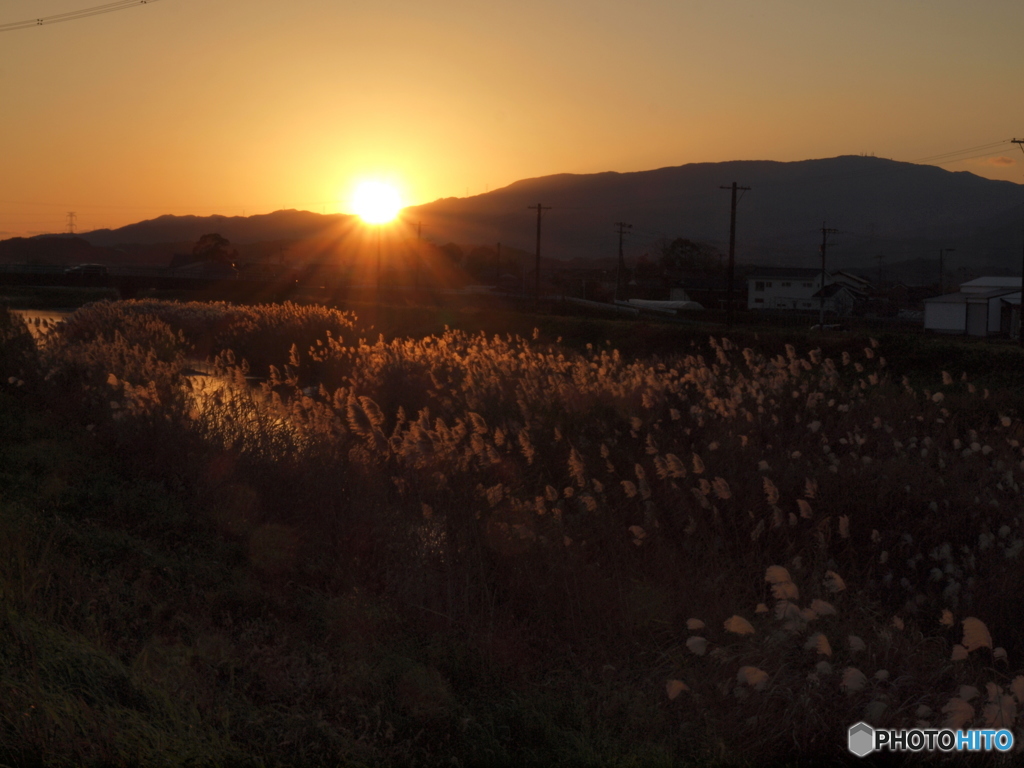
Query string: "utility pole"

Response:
xmin=939 ymin=248 xmax=955 ymax=294
xmin=818 ymin=223 xmax=839 ymax=328
xmin=614 ymin=222 xmax=632 ymax=301
xmin=1013 ymin=139 xmax=1024 ymax=344
xmin=66 ymin=211 xmax=77 ymax=235
xmin=720 ymin=182 xmax=750 ymax=327
xmin=414 ymin=221 xmax=422 ymax=289
xmin=528 ymin=203 xmax=550 ymax=302
xmin=375 ymin=225 xmax=382 ymax=305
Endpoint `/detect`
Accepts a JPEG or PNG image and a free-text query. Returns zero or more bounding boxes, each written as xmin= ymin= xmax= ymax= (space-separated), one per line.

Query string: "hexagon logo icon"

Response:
xmin=848 ymin=721 xmax=875 ymax=757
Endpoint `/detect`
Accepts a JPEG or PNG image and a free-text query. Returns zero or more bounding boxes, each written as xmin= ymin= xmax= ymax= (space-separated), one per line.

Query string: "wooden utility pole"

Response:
xmin=818 ymin=223 xmax=839 ymax=328
xmin=414 ymin=221 xmax=422 ymax=289
xmin=1013 ymin=139 xmax=1024 ymax=344
xmin=528 ymin=203 xmax=550 ymax=302
xmin=720 ymin=182 xmax=750 ymax=327
xmin=375 ymin=226 xmax=383 ymax=305
xmin=614 ymin=221 xmax=632 ymax=301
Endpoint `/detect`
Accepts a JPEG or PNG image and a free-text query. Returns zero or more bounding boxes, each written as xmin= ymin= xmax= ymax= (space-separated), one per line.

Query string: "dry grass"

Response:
xmin=3 ymin=300 xmax=1024 ymax=765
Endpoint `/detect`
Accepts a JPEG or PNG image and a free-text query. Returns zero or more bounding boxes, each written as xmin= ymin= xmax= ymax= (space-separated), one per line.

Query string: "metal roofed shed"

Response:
xmin=923 ymin=280 xmax=1022 ymax=336
xmin=959 ymin=276 xmax=1024 ymax=294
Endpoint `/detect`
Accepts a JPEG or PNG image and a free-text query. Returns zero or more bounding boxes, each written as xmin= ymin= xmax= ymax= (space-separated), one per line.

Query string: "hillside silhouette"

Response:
xmin=406 ymin=156 xmax=1024 ymax=275
xmin=6 ymin=157 xmax=1023 ymax=280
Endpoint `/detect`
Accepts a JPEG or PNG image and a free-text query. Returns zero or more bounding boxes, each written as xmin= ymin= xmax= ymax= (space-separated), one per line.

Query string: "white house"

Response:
xmin=747 ymin=267 xmax=827 ymax=311
xmin=923 ymin=276 xmax=1023 ymax=336
xmin=746 ymin=267 xmax=864 ymax=317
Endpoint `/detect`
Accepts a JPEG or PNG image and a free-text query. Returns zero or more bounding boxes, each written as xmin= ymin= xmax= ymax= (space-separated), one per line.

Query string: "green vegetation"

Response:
xmin=3 ymin=300 xmax=1024 ymax=766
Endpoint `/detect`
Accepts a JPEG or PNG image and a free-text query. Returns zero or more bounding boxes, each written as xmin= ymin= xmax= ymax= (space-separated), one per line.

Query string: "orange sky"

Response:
xmin=2 ymin=0 xmax=1023 ymax=237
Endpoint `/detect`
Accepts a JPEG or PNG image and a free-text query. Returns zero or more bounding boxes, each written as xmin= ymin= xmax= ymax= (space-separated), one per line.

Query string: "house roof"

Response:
xmin=833 ymin=270 xmax=873 ymax=286
xmin=960 ymin=276 xmax=1023 ymax=292
xmin=812 ymin=283 xmax=855 ymax=299
xmin=925 ymin=288 xmax=1020 ymax=304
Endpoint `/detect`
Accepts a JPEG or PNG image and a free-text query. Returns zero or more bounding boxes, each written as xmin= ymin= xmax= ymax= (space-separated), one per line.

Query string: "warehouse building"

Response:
xmin=923 ymin=277 xmax=1022 ymax=336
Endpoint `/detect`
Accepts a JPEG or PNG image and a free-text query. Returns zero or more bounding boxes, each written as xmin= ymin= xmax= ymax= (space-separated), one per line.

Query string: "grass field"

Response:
xmin=3 ymin=298 xmax=1024 ymax=766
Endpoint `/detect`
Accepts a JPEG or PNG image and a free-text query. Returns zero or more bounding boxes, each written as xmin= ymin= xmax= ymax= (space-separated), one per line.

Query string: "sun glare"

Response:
xmin=351 ymin=181 xmax=402 ymax=224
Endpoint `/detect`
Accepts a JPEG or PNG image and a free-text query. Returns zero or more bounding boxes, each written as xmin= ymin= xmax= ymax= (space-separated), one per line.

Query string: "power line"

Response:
xmin=908 ymin=140 xmax=1012 ymax=165
xmin=0 ymin=1 xmax=162 ymax=33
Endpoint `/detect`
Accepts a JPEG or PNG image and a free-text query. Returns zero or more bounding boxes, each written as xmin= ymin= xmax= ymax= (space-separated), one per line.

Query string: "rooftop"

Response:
xmin=961 ymin=276 xmax=1023 ymax=293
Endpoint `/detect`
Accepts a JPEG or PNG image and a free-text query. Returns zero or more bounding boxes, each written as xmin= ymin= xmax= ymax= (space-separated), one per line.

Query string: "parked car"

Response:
xmin=63 ymin=263 xmax=108 ymax=277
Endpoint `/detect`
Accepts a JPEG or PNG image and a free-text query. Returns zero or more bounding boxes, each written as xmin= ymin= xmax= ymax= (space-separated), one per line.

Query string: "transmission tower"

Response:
xmin=66 ymin=211 xmax=77 ymax=234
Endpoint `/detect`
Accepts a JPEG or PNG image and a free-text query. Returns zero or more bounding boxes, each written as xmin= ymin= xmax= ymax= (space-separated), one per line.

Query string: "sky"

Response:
xmin=2 ymin=0 xmax=1024 ymax=237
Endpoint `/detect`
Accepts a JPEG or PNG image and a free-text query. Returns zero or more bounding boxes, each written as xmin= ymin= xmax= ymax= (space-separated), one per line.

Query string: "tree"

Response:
xmin=660 ymin=237 xmax=724 ymax=275
xmin=192 ymin=233 xmax=238 ymax=266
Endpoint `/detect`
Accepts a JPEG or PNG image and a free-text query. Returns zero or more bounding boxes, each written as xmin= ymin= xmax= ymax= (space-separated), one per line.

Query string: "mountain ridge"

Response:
xmin=6 ymin=156 xmax=1023 ymax=277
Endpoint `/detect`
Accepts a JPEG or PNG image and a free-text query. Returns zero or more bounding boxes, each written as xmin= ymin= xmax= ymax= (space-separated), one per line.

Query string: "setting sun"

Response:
xmin=351 ymin=181 xmax=402 ymax=224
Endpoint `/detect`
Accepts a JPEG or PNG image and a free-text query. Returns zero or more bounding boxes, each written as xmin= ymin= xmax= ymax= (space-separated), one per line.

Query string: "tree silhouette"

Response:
xmin=660 ymin=237 xmax=723 ymax=275
xmin=192 ymin=233 xmax=238 ymax=266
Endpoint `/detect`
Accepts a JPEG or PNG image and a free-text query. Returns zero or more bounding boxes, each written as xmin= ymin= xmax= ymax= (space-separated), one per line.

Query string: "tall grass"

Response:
xmin=3 ymin=299 xmax=1024 ymax=764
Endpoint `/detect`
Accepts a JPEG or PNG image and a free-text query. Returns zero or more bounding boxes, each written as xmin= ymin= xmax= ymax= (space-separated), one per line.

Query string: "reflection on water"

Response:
xmin=11 ymin=309 xmax=70 ymax=342
xmin=12 ymin=306 xmax=308 ymax=453
xmin=185 ymin=368 xmax=309 ymax=451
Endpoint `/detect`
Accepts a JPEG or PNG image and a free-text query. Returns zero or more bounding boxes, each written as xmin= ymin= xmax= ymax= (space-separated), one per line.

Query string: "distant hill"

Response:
xmin=5 ymin=157 xmax=1023 ymax=281
xmin=13 ymin=210 xmax=361 ymax=268
xmin=83 ymin=209 xmax=354 ymax=248
xmin=0 ymin=235 xmax=125 ymax=267
xmin=405 ymin=156 xmax=1024 ymax=277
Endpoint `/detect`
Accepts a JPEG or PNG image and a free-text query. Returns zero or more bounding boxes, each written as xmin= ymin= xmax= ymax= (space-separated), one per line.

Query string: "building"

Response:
xmin=747 ymin=267 xmax=827 ymax=311
xmin=923 ymin=276 xmax=1022 ymax=336
xmin=746 ymin=266 xmax=871 ymax=317
xmin=832 ymin=270 xmax=873 ymax=294
xmin=812 ymin=282 xmax=860 ymax=316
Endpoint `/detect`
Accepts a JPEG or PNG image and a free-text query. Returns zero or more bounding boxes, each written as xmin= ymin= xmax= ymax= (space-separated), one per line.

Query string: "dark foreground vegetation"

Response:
xmin=3 ymin=299 xmax=1024 ymax=766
